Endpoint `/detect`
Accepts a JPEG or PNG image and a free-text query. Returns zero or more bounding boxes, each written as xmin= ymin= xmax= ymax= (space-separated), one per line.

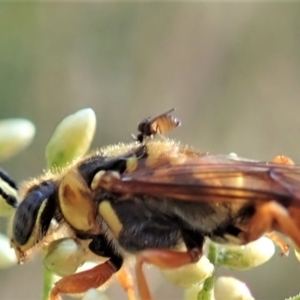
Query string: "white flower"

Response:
xmin=45 ymin=108 xmax=96 ymax=168
xmin=294 ymin=248 xmax=300 ymax=263
xmin=161 ymin=255 xmax=214 ymax=289
xmin=217 ymin=236 xmax=275 ymax=270
xmin=0 ymin=118 xmax=35 ymax=161
xmin=0 ymin=233 xmax=17 ymax=268
xmin=82 ymin=288 xmax=111 ymax=300
xmin=214 ymin=277 xmax=254 ymax=300
xmin=183 ymin=285 xmax=203 ymax=300
xmin=44 ymin=238 xmax=85 ymax=277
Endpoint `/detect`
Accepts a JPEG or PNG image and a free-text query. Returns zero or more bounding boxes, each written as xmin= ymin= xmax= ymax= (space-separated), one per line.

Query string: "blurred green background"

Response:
xmin=1 ymin=3 xmax=300 ymax=300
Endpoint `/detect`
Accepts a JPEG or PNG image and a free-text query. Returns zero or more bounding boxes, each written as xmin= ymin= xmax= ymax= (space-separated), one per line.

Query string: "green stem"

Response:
xmin=197 ymin=243 xmax=218 ymax=300
xmin=42 ymin=266 xmax=55 ymax=300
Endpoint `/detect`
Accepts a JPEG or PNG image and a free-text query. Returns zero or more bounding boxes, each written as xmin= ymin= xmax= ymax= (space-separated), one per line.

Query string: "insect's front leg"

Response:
xmin=50 ymin=257 xmax=121 ymax=300
xmin=50 ymin=230 xmax=133 ymax=300
xmin=88 ymin=235 xmax=137 ymax=300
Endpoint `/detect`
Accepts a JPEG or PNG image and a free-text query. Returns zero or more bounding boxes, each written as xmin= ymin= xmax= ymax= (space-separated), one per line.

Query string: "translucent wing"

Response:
xmin=101 ymin=155 xmax=300 ymax=207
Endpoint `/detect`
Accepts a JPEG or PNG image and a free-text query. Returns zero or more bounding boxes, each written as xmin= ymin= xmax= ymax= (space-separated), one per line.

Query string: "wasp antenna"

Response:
xmin=0 ymin=168 xmax=18 ymax=190
xmin=0 ymin=186 xmax=18 ymax=208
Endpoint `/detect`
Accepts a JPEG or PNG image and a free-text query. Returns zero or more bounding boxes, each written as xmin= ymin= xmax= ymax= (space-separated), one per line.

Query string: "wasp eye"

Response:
xmin=13 ymin=190 xmax=46 ymax=245
xmin=11 ymin=181 xmax=57 ymax=250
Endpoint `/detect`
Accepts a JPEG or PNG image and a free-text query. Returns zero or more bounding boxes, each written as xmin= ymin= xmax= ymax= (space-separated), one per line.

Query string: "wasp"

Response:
xmin=2 ymin=110 xmax=300 ymax=300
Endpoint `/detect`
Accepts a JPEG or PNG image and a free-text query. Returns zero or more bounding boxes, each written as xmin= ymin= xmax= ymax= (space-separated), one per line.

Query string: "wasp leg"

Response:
xmin=50 ymin=260 xmax=118 ymax=300
xmin=89 ymin=235 xmax=136 ymax=300
xmin=266 ymin=232 xmax=289 ymax=256
xmin=272 ymin=155 xmax=294 ymax=165
xmin=258 ymin=155 xmax=295 ymax=255
xmin=135 ymin=248 xmax=201 ymax=300
xmin=243 ymin=201 xmax=300 ymax=249
xmin=116 ymin=267 xmax=137 ymax=300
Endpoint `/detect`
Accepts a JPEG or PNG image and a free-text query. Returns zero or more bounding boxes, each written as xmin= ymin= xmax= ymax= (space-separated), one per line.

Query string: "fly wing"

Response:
xmin=103 ymin=155 xmax=300 ymax=207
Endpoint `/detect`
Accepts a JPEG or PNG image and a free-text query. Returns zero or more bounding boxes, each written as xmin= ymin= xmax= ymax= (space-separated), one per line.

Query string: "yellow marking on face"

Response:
xmin=126 ymin=156 xmax=138 ymax=173
xmin=98 ymin=201 xmax=123 ymax=238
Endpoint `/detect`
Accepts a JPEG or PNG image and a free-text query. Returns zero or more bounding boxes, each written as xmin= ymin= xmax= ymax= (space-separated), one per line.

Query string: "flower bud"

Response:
xmin=285 ymin=292 xmax=300 ymax=300
xmin=294 ymin=248 xmax=300 ymax=263
xmin=183 ymin=285 xmax=203 ymax=300
xmin=0 ymin=119 xmax=35 ymax=161
xmin=82 ymin=288 xmax=110 ymax=300
xmin=45 ymin=108 xmax=96 ymax=168
xmin=217 ymin=236 xmax=275 ymax=270
xmin=161 ymin=256 xmax=214 ymax=288
xmin=44 ymin=238 xmax=85 ymax=277
xmin=0 ymin=233 xmax=17 ymax=268
xmin=214 ymin=277 xmax=254 ymax=300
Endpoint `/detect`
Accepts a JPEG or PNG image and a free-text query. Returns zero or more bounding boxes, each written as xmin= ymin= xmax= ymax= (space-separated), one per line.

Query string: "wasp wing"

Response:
xmin=104 ymin=155 xmax=300 ymax=207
